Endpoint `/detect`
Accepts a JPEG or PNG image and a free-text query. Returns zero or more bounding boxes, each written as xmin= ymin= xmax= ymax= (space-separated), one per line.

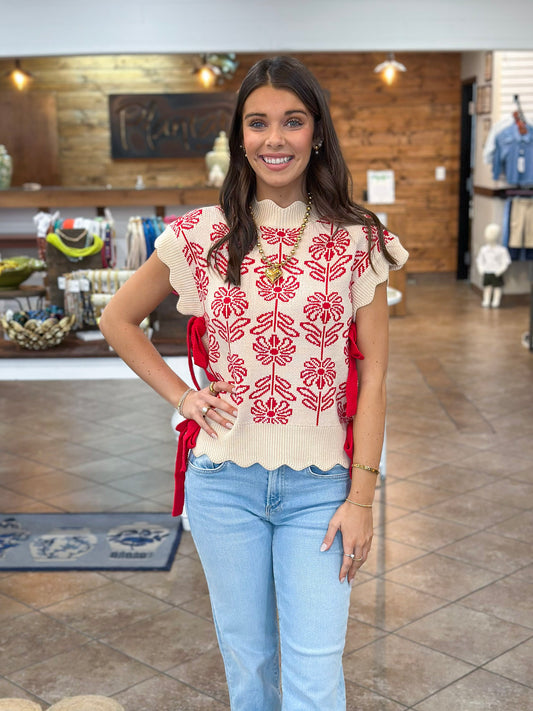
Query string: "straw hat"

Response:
xmin=0 ymin=701 xmax=42 ymax=711
xmin=47 ymin=698 xmax=125 ymax=711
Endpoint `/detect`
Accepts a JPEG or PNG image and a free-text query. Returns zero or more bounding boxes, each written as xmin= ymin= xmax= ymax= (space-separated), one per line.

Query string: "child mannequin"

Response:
xmin=475 ymin=223 xmax=511 ymax=308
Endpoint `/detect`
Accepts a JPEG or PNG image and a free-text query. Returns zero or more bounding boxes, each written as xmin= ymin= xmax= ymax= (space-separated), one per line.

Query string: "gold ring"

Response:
xmin=201 ymin=405 xmax=211 ymax=416
xmin=355 ymin=556 xmax=363 ymax=561
xmin=209 ymin=381 xmax=217 ymax=394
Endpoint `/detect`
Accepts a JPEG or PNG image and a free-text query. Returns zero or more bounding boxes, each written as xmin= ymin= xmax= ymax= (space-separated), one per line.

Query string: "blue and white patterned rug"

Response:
xmin=0 ymin=512 xmax=182 ymax=571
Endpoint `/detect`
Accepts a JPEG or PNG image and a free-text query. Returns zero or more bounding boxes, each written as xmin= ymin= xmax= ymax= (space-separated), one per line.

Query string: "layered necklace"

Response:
xmin=253 ymin=193 xmax=313 ymax=283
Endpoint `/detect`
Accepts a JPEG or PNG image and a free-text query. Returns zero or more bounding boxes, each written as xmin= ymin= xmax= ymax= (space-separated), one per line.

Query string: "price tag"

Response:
xmin=79 ymin=278 xmax=90 ymax=291
xmin=57 ymin=276 xmax=66 ymax=290
xmin=68 ymin=280 xmax=80 ymax=293
xmin=518 ymin=156 xmax=526 ymax=173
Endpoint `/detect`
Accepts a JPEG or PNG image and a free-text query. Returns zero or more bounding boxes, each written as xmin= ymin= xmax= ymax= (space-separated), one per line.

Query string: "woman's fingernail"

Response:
xmin=340 ymin=576 xmax=346 ymax=584
xmin=233 ymin=410 xmax=238 ymax=416
xmin=349 ymin=578 xmax=355 ymax=587
xmin=225 ymin=422 xmax=233 ymax=429
xmin=320 ymin=543 xmax=327 ymax=552
xmin=210 ymin=432 xmax=218 ymax=439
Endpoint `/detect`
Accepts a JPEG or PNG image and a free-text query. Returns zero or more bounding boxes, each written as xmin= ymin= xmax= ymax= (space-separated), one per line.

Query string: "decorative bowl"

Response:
xmin=1 ymin=313 xmax=76 ymax=350
xmin=0 ymin=256 xmax=46 ymax=290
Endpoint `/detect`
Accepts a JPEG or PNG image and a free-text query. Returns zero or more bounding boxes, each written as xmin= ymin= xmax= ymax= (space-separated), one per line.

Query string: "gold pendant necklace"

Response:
xmin=253 ymin=194 xmax=313 ymax=284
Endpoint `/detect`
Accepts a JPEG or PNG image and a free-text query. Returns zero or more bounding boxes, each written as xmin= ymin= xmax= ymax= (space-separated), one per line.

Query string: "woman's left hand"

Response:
xmin=320 ymin=502 xmax=373 ymax=584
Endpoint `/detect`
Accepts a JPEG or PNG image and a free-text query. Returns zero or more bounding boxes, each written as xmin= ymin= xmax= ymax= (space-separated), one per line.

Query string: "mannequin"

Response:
xmin=475 ymin=223 xmax=511 ymax=308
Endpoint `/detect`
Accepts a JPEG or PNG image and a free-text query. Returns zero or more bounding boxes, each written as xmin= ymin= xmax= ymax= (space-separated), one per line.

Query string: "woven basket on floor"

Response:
xmin=0 ymin=700 xmax=42 ymax=711
xmin=1 ymin=314 xmax=76 ymax=350
xmin=47 ymin=697 xmax=125 ymax=711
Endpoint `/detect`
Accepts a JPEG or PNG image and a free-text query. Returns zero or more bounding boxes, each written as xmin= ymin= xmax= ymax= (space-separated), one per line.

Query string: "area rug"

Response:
xmin=0 ymin=512 xmax=182 ymax=571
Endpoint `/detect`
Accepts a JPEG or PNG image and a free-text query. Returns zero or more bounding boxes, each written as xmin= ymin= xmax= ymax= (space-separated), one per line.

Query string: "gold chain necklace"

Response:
xmin=252 ymin=193 xmax=313 ymax=284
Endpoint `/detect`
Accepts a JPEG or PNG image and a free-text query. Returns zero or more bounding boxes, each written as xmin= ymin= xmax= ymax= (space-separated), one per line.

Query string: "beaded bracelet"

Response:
xmin=351 ymin=463 xmax=380 ymax=476
xmin=176 ymin=387 xmax=194 ymax=417
xmin=345 ymin=497 xmax=373 ymax=509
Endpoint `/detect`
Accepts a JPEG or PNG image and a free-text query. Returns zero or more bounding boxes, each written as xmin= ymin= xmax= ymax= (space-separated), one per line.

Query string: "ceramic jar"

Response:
xmin=205 ymin=131 xmax=230 ymax=187
xmin=0 ymin=145 xmax=12 ymax=189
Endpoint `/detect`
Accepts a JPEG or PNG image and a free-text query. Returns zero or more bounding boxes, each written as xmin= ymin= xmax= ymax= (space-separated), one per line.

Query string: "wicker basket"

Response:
xmin=1 ymin=314 xmax=76 ymax=350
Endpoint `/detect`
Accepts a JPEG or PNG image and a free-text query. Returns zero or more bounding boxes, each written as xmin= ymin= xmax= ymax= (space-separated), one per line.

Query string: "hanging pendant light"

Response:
xmin=194 ymin=54 xmax=239 ymax=89
xmin=374 ymin=53 xmax=406 ymax=85
xmin=5 ymin=59 xmax=34 ymax=91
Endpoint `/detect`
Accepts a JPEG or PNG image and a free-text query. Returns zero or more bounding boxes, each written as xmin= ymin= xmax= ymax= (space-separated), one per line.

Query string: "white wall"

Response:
xmin=2 ymin=0 xmax=533 ymax=58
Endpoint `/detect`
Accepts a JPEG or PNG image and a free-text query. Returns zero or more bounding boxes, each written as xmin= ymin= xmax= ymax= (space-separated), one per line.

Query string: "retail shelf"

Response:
xmin=0 ymin=187 xmax=220 ymax=209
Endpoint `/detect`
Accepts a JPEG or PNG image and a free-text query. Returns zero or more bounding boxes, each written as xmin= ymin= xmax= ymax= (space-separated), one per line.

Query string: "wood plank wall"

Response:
xmin=0 ymin=52 xmax=462 ymax=272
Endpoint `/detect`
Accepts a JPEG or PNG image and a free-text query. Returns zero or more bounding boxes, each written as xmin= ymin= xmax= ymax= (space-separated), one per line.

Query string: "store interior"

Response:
xmin=0 ymin=2 xmax=532 ymax=709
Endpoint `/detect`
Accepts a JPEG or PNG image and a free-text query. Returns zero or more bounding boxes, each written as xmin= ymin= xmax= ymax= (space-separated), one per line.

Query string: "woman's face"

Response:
xmin=241 ymin=85 xmax=315 ymax=206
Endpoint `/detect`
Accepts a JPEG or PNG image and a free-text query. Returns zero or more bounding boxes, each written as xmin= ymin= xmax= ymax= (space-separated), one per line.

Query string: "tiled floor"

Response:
xmin=0 ymin=274 xmax=532 ymax=710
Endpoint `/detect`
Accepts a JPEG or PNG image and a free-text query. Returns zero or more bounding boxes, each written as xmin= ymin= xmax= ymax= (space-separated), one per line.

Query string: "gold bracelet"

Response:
xmin=345 ymin=497 xmax=373 ymax=509
xmin=176 ymin=387 xmax=195 ymax=416
xmin=351 ymin=463 xmax=380 ymax=476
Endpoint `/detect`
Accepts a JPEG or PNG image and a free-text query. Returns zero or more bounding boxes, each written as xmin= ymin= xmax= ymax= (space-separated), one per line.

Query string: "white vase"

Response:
xmin=205 ymin=131 xmax=230 ymax=186
xmin=0 ymin=145 xmax=13 ymax=189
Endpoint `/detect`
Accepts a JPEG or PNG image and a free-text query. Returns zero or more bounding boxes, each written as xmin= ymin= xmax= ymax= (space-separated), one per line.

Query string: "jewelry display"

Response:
xmin=252 ymin=193 xmax=312 ymax=284
xmin=46 ymin=232 xmax=104 ymax=262
xmin=56 ymin=227 xmax=88 ymax=243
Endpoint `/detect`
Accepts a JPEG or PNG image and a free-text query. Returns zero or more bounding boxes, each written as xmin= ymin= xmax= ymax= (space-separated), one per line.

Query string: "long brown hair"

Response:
xmin=208 ymin=55 xmax=397 ymax=285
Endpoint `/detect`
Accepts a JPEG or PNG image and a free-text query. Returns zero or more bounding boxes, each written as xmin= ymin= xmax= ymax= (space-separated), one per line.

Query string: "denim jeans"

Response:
xmin=185 ymin=452 xmax=352 ymax=711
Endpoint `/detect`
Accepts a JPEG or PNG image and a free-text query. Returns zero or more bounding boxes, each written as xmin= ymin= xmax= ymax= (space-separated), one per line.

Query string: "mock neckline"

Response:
xmin=251 ymin=197 xmax=312 ymax=228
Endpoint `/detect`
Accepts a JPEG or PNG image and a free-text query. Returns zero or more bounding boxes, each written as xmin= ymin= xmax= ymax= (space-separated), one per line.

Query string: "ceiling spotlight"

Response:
xmin=195 ymin=54 xmax=239 ymax=89
xmin=374 ymin=53 xmax=406 ymax=85
xmin=5 ymin=59 xmax=33 ymax=91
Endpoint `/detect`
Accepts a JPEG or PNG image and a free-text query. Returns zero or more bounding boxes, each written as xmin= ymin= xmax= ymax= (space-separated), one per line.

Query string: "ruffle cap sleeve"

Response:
xmin=349 ymin=224 xmax=408 ymax=317
xmin=154 ymin=212 xmax=206 ymax=317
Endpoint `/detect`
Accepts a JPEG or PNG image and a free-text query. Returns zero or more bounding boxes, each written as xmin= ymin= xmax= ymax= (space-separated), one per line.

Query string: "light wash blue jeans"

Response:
xmin=185 ymin=452 xmax=352 ymax=711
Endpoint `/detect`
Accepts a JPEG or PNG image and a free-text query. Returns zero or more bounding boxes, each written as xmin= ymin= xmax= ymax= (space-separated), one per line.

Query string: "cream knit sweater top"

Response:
xmin=155 ymin=198 xmax=408 ymax=470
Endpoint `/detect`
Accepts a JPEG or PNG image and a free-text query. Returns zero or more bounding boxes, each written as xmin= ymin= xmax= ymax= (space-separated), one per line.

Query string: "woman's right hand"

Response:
xmin=182 ymin=381 xmax=238 ymax=438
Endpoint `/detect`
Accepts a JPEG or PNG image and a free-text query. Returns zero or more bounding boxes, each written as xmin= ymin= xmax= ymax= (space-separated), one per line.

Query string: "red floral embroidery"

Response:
xmin=257 ymin=274 xmax=299 ymax=302
xmin=301 ymin=357 xmax=336 ymax=389
xmin=253 ymin=334 xmax=296 ymax=365
xmin=194 ymin=267 xmax=208 ymax=302
xmin=230 ymin=382 xmax=250 ymax=406
xmin=227 ymin=354 xmax=247 ymax=384
xmin=207 ymin=328 xmax=220 ymax=363
xmin=303 ymin=291 xmax=344 ymax=324
xmin=259 ymin=226 xmax=300 ymax=246
xmin=309 ymin=229 xmax=350 ymax=261
xmin=170 ymin=210 xmax=202 ymax=234
xmin=336 ymin=382 xmax=349 ymax=423
xmin=211 ymin=285 xmax=248 ymax=319
xmin=210 ymin=221 xmax=229 ymax=242
xmin=251 ymin=397 xmax=292 ymax=424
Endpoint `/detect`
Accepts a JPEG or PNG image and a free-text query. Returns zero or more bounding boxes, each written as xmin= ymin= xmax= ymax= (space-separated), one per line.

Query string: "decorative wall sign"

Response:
xmin=109 ymin=93 xmax=236 ymax=159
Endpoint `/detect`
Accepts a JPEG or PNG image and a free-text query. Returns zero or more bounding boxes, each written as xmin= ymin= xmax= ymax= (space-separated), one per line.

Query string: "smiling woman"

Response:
xmin=99 ymin=55 xmax=408 ymax=711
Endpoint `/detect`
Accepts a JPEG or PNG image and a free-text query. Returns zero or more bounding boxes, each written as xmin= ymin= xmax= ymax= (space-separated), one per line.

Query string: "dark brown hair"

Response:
xmin=208 ymin=55 xmax=397 ymax=285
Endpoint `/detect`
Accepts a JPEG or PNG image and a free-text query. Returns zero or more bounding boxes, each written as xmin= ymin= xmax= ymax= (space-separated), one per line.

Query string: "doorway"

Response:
xmin=456 ymin=79 xmax=475 ymax=280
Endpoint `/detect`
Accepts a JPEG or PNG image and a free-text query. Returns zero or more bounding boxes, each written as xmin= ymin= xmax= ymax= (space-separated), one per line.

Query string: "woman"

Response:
xmin=100 ymin=56 xmax=408 ymax=710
